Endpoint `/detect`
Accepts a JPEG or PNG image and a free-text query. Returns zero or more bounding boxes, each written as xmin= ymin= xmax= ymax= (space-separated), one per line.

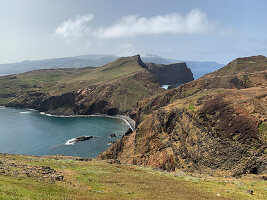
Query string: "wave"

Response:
xmin=19 ymin=111 xmax=32 ymax=114
xmin=0 ymin=106 xmax=5 ymax=109
xmin=40 ymin=112 xmax=98 ymax=118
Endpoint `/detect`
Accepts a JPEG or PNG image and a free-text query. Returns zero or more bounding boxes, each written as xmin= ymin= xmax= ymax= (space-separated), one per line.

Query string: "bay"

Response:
xmin=0 ymin=106 xmax=129 ymax=158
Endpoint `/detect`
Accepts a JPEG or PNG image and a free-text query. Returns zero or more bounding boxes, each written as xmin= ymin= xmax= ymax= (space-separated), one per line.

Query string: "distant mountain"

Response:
xmin=0 ymin=55 xmax=117 ymax=76
xmin=0 ymin=54 xmax=224 ymax=78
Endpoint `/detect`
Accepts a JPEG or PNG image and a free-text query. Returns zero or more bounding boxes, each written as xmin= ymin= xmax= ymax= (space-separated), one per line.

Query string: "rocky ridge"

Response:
xmin=98 ymin=55 xmax=267 ymax=177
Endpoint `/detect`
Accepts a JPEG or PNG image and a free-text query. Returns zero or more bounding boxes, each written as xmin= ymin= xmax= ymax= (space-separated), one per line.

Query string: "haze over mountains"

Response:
xmin=0 ymin=54 xmax=223 ymax=79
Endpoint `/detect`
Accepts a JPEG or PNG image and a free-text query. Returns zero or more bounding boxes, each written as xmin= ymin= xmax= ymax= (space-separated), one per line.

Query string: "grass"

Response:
xmin=0 ymin=57 xmax=142 ymax=98
xmin=258 ymin=122 xmax=267 ymax=142
xmin=214 ymin=56 xmax=267 ymax=77
xmin=0 ymin=154 xmax=266 ymax=200
xmin=188 ymin=103 xmax=195 ymax=111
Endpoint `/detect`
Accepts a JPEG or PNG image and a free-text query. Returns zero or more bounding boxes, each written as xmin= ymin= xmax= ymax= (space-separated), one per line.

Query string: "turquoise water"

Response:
xmin=0 ymin=107 xmax=129 ymax=157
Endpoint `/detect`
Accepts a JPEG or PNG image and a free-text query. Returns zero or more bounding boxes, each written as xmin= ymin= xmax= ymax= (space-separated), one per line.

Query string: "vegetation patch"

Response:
xmin=188 ymin=103 xmax=195 ymax=111
xmin=258 ymin=122 xmax=267 ymax=142
xmin=1 ymin=154 xmax=267 ymax=199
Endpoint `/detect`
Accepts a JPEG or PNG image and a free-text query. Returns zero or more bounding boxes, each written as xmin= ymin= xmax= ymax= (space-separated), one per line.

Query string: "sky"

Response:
xmin=0 ymin=0 xmax=266 ymax=64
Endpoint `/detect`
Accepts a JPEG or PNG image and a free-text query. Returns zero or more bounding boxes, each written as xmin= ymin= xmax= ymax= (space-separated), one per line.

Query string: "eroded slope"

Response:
xmin=99 ymin=56 xmax=267 ymax=176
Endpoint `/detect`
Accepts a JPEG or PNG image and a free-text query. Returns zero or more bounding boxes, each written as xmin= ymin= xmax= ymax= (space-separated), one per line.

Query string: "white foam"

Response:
xmin=0 ymin=106 xmax=5 ymax=109
xmin=161 ymin=85 xmax=169 ymax=90
xmin=104 ymin=115 xmax=134 ymax=131
xmin=65 ymin=138 xmax=76 ymax=145
xmin=39 ymin=112 xmax=134 ymax=131
xmin=19 ymin=111 xmax=31 ymax=114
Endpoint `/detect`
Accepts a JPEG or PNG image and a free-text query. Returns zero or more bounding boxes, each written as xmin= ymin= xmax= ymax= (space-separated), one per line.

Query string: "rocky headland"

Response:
xmin=145 ymin=62 xmax=194 ymax=85
xmin=0 ymin=55 xmax=193 ymax=116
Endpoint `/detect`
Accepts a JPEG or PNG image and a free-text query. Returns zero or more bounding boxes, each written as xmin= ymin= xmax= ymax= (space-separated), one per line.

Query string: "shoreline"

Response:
xmin=39 ymin=112 xmax=135 ymax=131
xmin=0 ymin=105 xmax=135 ymax=131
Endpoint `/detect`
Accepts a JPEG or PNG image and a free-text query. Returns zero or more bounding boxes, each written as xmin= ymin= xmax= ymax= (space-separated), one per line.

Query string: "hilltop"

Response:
xmin=0 ymin=54 xmax=223 ymax=79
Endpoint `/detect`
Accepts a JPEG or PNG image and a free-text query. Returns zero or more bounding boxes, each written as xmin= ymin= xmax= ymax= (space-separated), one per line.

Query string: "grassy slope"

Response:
xmin=0 ymin=56 xmax=157 ymax=104
xmin=0 ymin=56 xmax=163 ymax=115
xmin=204 ymin=55 xmax=267 ymax=77
xmin=0 ymin=154 xmax=266 ymax=200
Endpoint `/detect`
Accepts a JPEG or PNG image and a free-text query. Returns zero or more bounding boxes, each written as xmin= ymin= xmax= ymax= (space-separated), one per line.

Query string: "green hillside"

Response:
xmin=0 ymin=55 xmax=163 ymax=115
xmin=0 ymin=153 xmax=266 ymax=200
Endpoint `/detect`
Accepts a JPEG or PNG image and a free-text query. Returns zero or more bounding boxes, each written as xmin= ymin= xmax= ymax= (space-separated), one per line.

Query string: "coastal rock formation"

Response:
xmin=99 ymin=55 xmax=267 ymax=176
xmin=108 ymin=133 xmax=116 ymax=138
xmin=145 ymin=62 xmax=194 ymax=85
xmin=65 ymin=136 xmax=95 ymax=145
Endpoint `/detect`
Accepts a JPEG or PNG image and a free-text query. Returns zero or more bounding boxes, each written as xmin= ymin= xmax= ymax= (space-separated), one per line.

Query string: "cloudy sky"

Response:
xmin=0 ymin=0 xmax=266 ymax=64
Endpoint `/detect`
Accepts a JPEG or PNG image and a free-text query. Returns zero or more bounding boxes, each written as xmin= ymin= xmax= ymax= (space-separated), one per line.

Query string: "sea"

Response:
xmin=0 ymin=106 xmax=129 ymax=158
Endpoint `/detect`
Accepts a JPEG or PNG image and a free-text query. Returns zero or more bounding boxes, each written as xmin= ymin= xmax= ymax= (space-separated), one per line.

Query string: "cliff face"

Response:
xmin=144 ymin=62 xmax=194 ymax=85
xmin=99 ymin=55 xmax=267 ymax=176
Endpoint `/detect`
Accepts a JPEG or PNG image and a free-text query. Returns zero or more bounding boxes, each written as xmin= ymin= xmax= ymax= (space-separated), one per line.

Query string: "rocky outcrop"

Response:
xmin=65 ymin=136 xmax=96 ymax=145
xmin=144 ymin=62 xmax=194 ymax=85
xmin=0 ymin=155 xmax=64 ymax=182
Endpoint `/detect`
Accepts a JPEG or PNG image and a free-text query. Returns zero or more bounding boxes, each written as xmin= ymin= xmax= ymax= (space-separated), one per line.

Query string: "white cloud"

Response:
xmin=55 ymin=15 xmax=94 ymax=38
xmin=54 ymin=10 xmax=215 ymax=40
xmin=95 ymin=10 xmax=213 ymax=38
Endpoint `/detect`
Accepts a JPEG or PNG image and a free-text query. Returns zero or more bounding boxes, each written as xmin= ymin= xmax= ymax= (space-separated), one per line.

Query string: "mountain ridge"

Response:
xmin=0 ymin=54 xmax=223 ymax=79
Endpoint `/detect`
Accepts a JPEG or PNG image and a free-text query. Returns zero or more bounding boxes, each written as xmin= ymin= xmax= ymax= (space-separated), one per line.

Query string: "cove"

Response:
xmin=0 ymin=106 xmax=129 ymax=157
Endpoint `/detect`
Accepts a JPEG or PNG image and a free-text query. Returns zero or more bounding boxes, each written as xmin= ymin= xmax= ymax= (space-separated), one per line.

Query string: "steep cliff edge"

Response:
xmin=144 ymin=62 xmax=194 ymax=85
xmin=99 ymin=55 xmax=267 ymax=176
